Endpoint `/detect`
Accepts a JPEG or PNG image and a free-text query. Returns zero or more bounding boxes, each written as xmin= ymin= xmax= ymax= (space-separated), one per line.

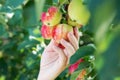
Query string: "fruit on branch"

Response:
xmin=41 ymin=6 xmax=62 ymax=27
xmin=69 ymin=58 xmax=84 ymax=74
xmin=52 ymin=24 xmax=73 ymax=43
xmin=41 ymin=25 xmax=53 ymax=39
xmin=68 ymin=17 xmax=82 ymax=28
xmin=68 ymin=0 xmax=90 ymax=26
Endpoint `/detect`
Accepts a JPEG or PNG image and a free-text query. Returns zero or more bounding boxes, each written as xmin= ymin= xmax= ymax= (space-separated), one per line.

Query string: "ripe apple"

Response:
xmin=69 ymin=59 xmax=84 ymax=74
xmin=41 ymin=6 xmax=62 ymax=27
xmin=68 ymin=0 xmax=90 ymax=26
xmin=41 ymin=25 xmax=53 ymax=39
xmin=52 ymin=24 xmax=73 ymax=43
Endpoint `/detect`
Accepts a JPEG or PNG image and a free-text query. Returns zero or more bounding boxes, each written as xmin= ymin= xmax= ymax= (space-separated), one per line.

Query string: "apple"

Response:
xmin=41 ymin=6 xmax=62 ymax=27
xmin=68 ymin=0 xmax=90 ymax=26
xmin=41 ymin=25 xmax=53 ymax=39
xmin=52 ymin=24 xmax=73 ymax=43
xmin=69 ymin=59 xmax=84 ymax=74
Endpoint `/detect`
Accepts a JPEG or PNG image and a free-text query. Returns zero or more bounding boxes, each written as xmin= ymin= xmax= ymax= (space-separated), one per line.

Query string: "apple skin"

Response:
xmin=52 ymin=24 xmax=73 ymax=43
xmin=41 ymin=25 xmax=53 ymax=39
xmin=68 ymin=0 xmax=90 ymax=26
xmin=41 ymin=6 xmax=62 ymax=27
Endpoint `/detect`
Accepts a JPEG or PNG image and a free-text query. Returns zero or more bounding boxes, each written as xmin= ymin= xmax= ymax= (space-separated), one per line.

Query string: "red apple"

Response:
xmin=41 ymin=25 xmax=53 ymax=39
xmin=41 ymin=6 xmax=62 ymax=27
xmin=69 ymin=59 xmax=84 ymax=74
xmin=52 ymin=24 xmax=73 ymax=43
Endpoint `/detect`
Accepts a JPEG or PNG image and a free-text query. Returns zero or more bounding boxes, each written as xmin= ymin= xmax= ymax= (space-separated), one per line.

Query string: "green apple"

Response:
xmin=68 ymin=0 xmax=90 ymax=26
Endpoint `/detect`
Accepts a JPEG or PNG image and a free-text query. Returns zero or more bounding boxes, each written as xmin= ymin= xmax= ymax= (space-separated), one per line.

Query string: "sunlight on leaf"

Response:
xmin=35 ymin=0 xmax=46 ymax=21
xmin=0 ymin=75 xmax=5 ymax=80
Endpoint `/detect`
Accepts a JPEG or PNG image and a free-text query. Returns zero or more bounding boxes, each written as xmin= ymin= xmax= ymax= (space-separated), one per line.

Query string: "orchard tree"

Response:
xmin=0 ymin=0 xmax=120 ymax=80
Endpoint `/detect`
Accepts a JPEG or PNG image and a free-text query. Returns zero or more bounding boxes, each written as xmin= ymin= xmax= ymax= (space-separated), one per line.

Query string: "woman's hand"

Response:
xmin=37 ymin=27 xmax=79 ymax=80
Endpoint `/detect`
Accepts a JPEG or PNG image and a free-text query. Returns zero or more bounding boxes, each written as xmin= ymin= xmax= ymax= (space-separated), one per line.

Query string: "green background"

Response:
xmin=0 ymin=0 xmax=120 ymax=80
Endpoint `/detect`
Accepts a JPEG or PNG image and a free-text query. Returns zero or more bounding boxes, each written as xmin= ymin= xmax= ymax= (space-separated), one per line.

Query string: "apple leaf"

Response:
xmin=70 ymin=45 xmax=95 ymax=64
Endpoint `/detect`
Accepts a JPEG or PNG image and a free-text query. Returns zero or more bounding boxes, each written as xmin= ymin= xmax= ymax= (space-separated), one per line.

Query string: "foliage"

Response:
xmin=0 ymin=0 xmax=120 ymax=80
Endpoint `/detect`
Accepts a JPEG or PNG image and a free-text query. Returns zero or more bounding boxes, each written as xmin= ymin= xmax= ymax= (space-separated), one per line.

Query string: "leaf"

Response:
xmin=24 ymin=53 xmax=37 ymax=70
xmin=5 ymin=0 xmax=24 ymax=8
xmin=0 ymin=6 xmax=12 ymax=13
xmin=77 ymin=61 xmax=90 ymax=71
xmin=53 ymin=0 xmax=59 ymax=4
xmin=93 ymin=0 xmax=116 ymax=44
xmin=59 ymin=0 xmax=69 ymax=6
xmin=70 ymin=70 xmax=81 ymax=80
xmin=0 ymin=58 xmax=8 ymax=75
xmin=0 ymin=24 xmax=8 ymax=38
xmin=17 ymin=39 xmax=39 ymax=50
xmin=0 ymin=24 xmax=6 ymax=36
xmin=28 ymin=27 xmax=40 ymax=37
xmin=70 ymin=45 xmax=95 ymax=64
xmin=0 ymin=14 xmax=6 ymax=25
xmin=23 ymin=1 xmax=38 ymax=27
xmin=0 ymin=0 xmax=6 ymax=5
xmin=34 ymin=0 xmax=46 ymax=21
xmin=7 ymin=9 xmax=22 ymax=26
xmin=96 ymin=30 xmax=120 ymax=80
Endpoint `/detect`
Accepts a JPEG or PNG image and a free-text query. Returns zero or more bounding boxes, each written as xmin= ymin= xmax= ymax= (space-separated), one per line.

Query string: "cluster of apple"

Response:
xmin=41 ymin=0 xmax=90 ymax=45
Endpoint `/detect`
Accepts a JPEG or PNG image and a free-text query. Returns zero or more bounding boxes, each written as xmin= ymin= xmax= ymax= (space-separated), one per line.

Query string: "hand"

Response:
xmin=37 ymin=27 xmax=79 ymax=80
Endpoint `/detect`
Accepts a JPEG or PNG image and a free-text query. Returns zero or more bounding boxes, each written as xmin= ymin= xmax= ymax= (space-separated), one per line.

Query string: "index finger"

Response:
xmin=73 ymin=27 xmax=80 ymax=41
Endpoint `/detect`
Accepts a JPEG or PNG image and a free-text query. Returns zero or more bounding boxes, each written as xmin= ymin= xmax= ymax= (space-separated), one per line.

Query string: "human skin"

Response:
xmin=37 ymin=27 xmax=79 ymax=80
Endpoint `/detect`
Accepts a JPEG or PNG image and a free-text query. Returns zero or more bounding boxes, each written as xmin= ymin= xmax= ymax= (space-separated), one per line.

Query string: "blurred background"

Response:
xmin=0 ymin=0 xmax=120 ymax=80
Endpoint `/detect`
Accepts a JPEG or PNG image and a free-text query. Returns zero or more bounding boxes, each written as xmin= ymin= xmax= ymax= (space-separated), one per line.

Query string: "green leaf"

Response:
xmin=25 ymin=53 xmax=37 ymax=70
xmin=0 ymin=24 xmax=8 ymax=38
xmin=0 ymin=0 xmax=6 ymax=5
xmin=53 ymin=0 xmax=59 ymax=4
xmin=93 ymin=0 xmax=116 ymax=44
xmin=0 ymin=58 xmax=8 ymax=75
xmin=34 ymin=0 xmax=46 ymax=21
xmin=0 ymin=14 xmax=6 ymax=25
xmin=115 ymin=77 xmax=120 ymax=80
xmin=28 ymin=27 xmax=40 ymax=37
xmin=0 ymin=24 xmax=6 ymax=36
xmin=0 ymin=75 xmax=5 ymax=80
xmin=96 ymin=30 xmax=120 ymax=80
xmin=23 ymin=1 xmax=38 ymax=27
xmin=77 ymin=61 xmax=90 ymax=71
xmin=0 ymin=6 xmax=12 ymax=13
xmin=5 ymin=0 xmax=24 ymax=8
xmin=70 ymin=45 xmax=95 ymax=64
xmin=59 ymin=0 xmax=69 ymax=6
xmin=70 ymin=70 xmax=81 ymax=80
xmin=17 ymin=39 xmax=39 ymax=50
xmin=7 ymin=9 xmax=22 ymax=26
